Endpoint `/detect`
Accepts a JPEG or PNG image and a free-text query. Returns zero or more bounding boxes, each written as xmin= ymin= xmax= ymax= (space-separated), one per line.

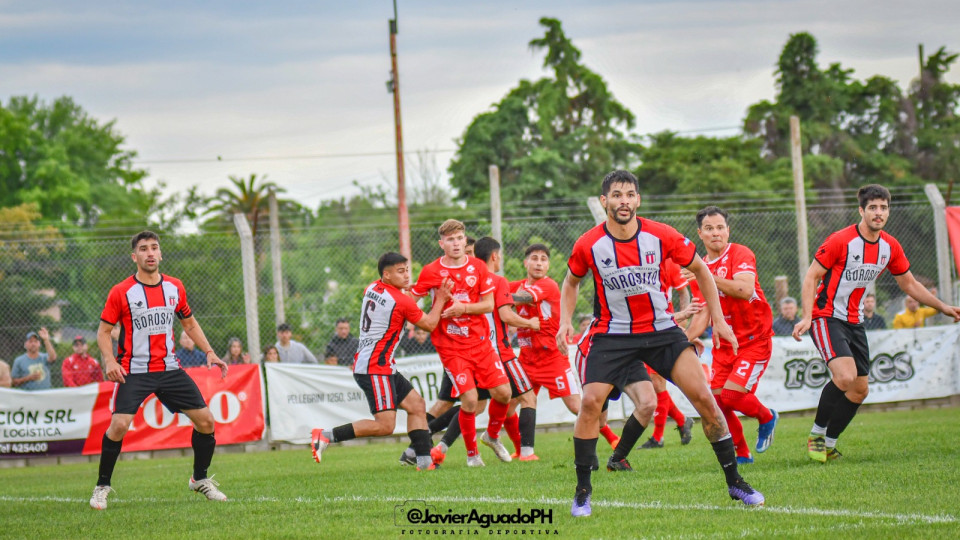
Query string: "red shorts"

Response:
xmin=710 ymin=339 xmax=771 ymax=392
xmin=521 ymin=350 xmax=580 ymax=399
xmin=440 ymin=347 xmax=509 ymax=398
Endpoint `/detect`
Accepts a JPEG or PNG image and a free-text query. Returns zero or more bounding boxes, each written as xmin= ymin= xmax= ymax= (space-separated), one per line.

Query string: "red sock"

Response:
xmin=652 ymin=391 xmax=670 ymax=441
xmin=599 ymin=424 xmax=618 ymax=445
xmin=486 ymin=399 xmax=509 ymax=440
xmin=667 ymin=401 xmax=686 ymax=425
xmin=459 ymin=409 xmax=478 ymax=457
xmin=714 ymin=393 xmax=749 ymax=458
xmin=504 ymin=413 xmax=521 ymax=452
xmin=720 ymin=388 xmax=772 ymax=423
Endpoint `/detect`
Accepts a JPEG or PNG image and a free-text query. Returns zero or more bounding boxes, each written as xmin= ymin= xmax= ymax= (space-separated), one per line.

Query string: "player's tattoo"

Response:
xmin=512 ymin=290 xmax=534 ymax=304
xmin=701 ymin=414 xmax=729 ymax=442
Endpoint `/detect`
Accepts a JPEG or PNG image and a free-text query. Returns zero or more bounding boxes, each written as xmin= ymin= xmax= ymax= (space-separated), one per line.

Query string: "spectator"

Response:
xmin=567 ymin=314 xmax=592 ymax=345
xmin=862 ymin=293 xmax=887 ymax=330
xmin=222 ymin=337 xmax=251 ymax=365
xmin=11 ymin=328 xmax=57 ymax=390
xmin=276 ymin=323 xmax=318 ymax=364
xmin=772 ymin=297 xmax=799 ymax=336
xmin=0 ymin=359 xmax=11 ymax=388
xmin=175 ymin=330 xmax=207 ymax=367
xmin=324 ymin=318 xmax=359 ymax=366
xmin=893 ymin=295 xmax=938 ymax=329
xmin=400 ymin=326 xmax=436 ymax=356
xmin=262 ymin=345 xmax=280 ymax=363
xmin=61 ymin=335 xmax=104 ymax=387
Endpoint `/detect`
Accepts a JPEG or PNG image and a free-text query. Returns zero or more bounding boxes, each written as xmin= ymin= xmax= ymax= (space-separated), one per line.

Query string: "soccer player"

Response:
xmin=558 ymin=171 xmax=763 ymax=517
xmin=90 ymin=231 xmax=229 ymax=510
xmin=685 ymin=206 xmax=778 ymax=464
xmin=311 ymin=252 xmax=452 ymax=471
xmin=410 ymin=219 xmax=514 ymax=466
xmin=793 ymin=184 xmax=960 ymax=462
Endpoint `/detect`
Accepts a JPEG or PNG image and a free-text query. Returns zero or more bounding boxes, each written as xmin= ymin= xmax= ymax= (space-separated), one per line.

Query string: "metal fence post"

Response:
xmin=924 ymin=184 xmax=953 ymax=306
xmin=233 ymin=213 xmax=261 ymax=363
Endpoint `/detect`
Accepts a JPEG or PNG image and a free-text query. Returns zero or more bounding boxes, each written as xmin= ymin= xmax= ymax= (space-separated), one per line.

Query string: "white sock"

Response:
xmin=403 ymin=447 xmax=416 ymax=458
xmin=416 ymin=455 xmax=433 ymax=469
xmin=811 ymin=424 xmax=827 ymax=436
xmin=437 ymin=442 xmax=448 ymax=454
xmin=520 ymin=446 xmax=535 ymax=457
xmin=824 ymin=436 xmax=837 ymax=449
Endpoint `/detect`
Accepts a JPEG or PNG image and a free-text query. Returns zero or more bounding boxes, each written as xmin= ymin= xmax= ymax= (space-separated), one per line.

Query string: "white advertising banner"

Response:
xmin=266 ymin=352 xmax=622 ymax=444
xmin=0 ymin=384 xmax=100 ymax=456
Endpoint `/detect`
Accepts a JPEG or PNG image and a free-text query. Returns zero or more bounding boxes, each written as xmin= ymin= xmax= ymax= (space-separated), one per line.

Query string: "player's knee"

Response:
xmin=193 ymin=414 xmax=215 ymax=433
xmin=490 ymin=386 xmax=511 ymax=404
xmin=372 ymin=419 xmax=394 ymax=436
xmin=107 ymin=420 xmax=132 ymax=440
xmin=580 ymin=393 xmax=605 ymax=415
xmin=832 ymin=373 xmax=857 ymax=392
xmin=405 ymin=397 xmax=426 ymax=417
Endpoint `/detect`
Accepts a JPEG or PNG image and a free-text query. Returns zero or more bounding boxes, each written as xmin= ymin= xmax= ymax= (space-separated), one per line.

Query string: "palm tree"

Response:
xmin=203 ymin=173 xmax=283 ymax=237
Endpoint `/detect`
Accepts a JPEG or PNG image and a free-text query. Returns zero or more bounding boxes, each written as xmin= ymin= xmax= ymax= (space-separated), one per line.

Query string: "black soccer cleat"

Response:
xmin=606 ymin=455 xmax=634 ymax=472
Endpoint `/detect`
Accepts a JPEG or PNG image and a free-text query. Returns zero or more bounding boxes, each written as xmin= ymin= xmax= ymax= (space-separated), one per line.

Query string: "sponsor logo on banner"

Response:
xmin=783 ymin=352 xmax=915 ymax=389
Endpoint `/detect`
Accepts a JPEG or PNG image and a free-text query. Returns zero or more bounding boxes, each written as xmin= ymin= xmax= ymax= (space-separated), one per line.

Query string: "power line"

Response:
xmin=136 ymin=148 xmax=457 ymax=165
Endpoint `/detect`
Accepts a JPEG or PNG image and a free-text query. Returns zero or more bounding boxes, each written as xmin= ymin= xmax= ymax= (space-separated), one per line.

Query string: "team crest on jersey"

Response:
xmin=879 ymin=255 xmax=887 ymax=266
xmin=456 ymin=373 xmax=468 ymax=386
xmin=440 ymin=269 xmax=449 ymax=277
xmin=717 ymin=267 xmax=728 ymax=278
xmin=466 ymin=276 xmax=477 ymax=287
xmin=645 ymin=251 xmax=656 ymax=264
xmin=168 ymin=296 xmax=177 ymax=306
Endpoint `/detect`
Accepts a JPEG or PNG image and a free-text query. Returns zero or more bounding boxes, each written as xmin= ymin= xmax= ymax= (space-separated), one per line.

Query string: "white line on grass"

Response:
xmin=2 ymin=494 xmax=955 ymax=525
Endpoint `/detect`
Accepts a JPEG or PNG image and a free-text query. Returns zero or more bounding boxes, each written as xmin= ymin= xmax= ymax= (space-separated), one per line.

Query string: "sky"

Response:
xmin=2 ymin=0 xmax=958 ymax=211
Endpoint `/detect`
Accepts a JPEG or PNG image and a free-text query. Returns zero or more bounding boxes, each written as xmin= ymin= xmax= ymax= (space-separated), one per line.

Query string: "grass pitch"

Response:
xmin=1 ymin=407 xmax=959 ymax=539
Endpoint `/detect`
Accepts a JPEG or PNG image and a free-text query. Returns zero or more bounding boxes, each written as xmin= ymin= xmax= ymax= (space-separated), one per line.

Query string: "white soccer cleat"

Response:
xmin=189 ymin=475 xmax=228 ymax=501
xmin=467 ymin=454 xmax=486 ymax=467
xmin=480 ymin=431 xmax=513 ymax=462
xmin=89 ymin=485 xmax=113 ymax=510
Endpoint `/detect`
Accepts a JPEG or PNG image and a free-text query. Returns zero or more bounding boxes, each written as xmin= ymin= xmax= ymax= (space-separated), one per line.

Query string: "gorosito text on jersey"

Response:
xmin=844 ymin=264 xmax=882 ymax=285
xmin=131 ymin=306 xmax=175 ymax=335
xmin=599 ymin=266 xmax=660 ymax=296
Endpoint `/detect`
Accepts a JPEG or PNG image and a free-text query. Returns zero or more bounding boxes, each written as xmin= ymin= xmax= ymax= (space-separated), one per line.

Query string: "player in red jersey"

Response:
xmin=793 ymin=185 xmax=960 ymax=462
xmin=311 ymin=252 xmax=452 ymax=471
xmin=684 ymin=206 xmax=778 ymax=464
xmin=90 ymin=231 xmax=229 ymax=511
xmin=558 ymin=171 xmax=763 ymax=517
xmin=410 ymin=219 xmax=514 ymax=466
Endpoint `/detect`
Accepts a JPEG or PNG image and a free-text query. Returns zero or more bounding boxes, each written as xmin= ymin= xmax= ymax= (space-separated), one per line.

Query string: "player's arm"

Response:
xmin=98 ymin=320 xmax=127 ymax=384
xmin=512 ymin=288 xmax=535 ymax=305
xmin=498 ymin=305 xmax=539 ymax=330
xmin=555 ymin=269 xmax=583 ymax=349
xmin=414 ymin=280 xmax=452 ymax=331
xmin=686 ymin=255 xmax=737 ymax=354
xmin=792 ymin=260 xmax=828 ymax=340
xmin=181 ymin=316 xmax=228 ymax=378
xmin=0 ymin=362 xmax=10 ymax=388
xmin=441 ymin=292 xmax=493 ymax=318
xmin=712 ymin=273 xmax=756 ymax=300
xmin=894 ymin=272 xmax=960 ymax=322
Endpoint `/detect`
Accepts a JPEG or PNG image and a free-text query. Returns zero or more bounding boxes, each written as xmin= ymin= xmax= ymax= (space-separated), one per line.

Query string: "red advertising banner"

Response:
xmin=82 ymin=364 xmax=264 ymax=455
xmin=946 ymin=207 xmax=960 ymax=276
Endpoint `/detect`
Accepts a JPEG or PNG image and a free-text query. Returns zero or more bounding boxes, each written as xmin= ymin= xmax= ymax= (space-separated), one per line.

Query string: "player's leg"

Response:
xmin=501 ymin=359 xmax=533 ymax=456
xmin=480 ymin=382 xmax=513 ymax=462
xmin=823 ymin=355 xmax=868 ymax=459
xmin=572 ymin=381 xmax=611 ymax=516
xmin=396 ymin=382 xmax=436 ymax=470
xmin=718 ymin=344 xmax=777 ymax=454
xmin=609 ymin=379 xmax=656 ymax=470
xmin=808 ymin=319 xmax=862 ymax=462
xmin=402 ymin=374 xmax=459 ymax=465
xmin=517 ymin=387 xmax=538 ymax=459
xmin=709 ymin=354 xmax=750 ymax=461
xmin=646 ymin=370 xmax=669 ymax=447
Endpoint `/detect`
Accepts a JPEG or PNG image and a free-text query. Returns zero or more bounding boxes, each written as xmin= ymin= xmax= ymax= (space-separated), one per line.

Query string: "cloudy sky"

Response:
xmin=2 ymin=0 xmax=957 ymax=210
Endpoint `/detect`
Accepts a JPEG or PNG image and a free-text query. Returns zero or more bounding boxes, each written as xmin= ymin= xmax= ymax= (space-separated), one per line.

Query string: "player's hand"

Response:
xmin=690 ymin=337 xmax=705 ymax=356
xmin=943 ymin=305 xmax=960 ymax=323
xmin=528 ymin=317 xmax=540 ymax=331
xmin=105 ymin=359 xmax=127 ymax=384
xmin=556 ymin=322 xmax=574 ymax=350
xmin=675 ymin=301 xmax=705 ymax=322
xmin=207 ymin=351 xmax=228 ymax=379
xmin=29 ymin=371 xmax=43 ymax=381
xmin=792 ymin=317 xmax=811 ymax=341
xmin=435 ymin=279 xmax=454 ymax=304
xmin=680 ymin=268 xmax=696 ymax=282
xmin=714 ymin=320 xmax=738 ymax=355
xmin=441 ymin=300 xmax=466 ymax=318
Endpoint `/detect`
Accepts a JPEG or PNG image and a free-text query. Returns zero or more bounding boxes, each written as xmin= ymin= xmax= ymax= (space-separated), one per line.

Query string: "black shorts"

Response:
xmin=582 ymin=328 xmax=693 ymax=396
xmin=810 ymin=317 xmax=870 ymax=377
xmin=354 ymin=373 xmax=416 ymax=415
xmin=502 ymin=358 xmax=533 ymax=398
xmin=603 ymin=361 xmax=651 ymax=403
xmin=438 ymin=372 xmax=491 ymax=402
xmin=111 ymin=370 xmax=207 ymax=415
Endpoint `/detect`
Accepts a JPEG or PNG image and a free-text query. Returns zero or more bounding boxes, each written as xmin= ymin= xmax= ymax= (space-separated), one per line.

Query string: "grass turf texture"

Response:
xmin=2 ymin=407 xmax=959 ymax=539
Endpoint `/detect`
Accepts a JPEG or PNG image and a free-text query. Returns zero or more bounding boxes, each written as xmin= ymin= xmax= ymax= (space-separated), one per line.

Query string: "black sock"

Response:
xmin=814 ymin=381 xmax=844 ymax=429
xmin=710 ymin=437 xmax=741 ymax=486
xmin=519 ymin=407 xmax=536 ymax=448
xmin=191 ymin=430 xmax=216 ymax=481
xmin=429 ymin=406 xmax=460 ymax=434
xmin=611 ymin=415 xmax=646 ymax=460
xmin=573 ymin=437 xmax=599 ymax=493
xmin=426 ymin=413 xmax=436 ymax=424
xmin=440 ymin=411 xmax=462 ymax=448
xmin=825 ymin=395 xmax=862 ymax=441
xmin=332 ymin=424 xmax=356 ymax=443
xmin=409 ymin=429 xmax=432 ymax=457
xmin=97 ymin=434 xmax=123 ymax=486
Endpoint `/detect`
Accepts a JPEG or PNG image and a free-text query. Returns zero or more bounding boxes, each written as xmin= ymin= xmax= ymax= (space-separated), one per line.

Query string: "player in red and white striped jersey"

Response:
xmin=310 ymin=252 xmax=452 ymax=471
xmin=90 ymin=231 xmax=229 ymax=511
xmin=793 ymin=185 xmax=960 ymax=462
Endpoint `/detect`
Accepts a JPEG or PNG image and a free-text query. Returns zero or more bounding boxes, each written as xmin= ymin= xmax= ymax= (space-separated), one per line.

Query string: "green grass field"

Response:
xmin=2 ymin=407 xmax=959 ymax=539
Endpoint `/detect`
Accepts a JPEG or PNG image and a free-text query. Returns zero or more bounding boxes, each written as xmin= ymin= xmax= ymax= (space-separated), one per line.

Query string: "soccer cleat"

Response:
xmin=430 ymin=445 xmax=447 ymax=466
xmin=416 ymin=463 xmax=438 ymax=471
xmin=571 ymin=488 xmax=592 ymax=517
xmin=518 ymin=453 xmax=540 ymax=462
xmin=736 ymin=455 xmax=754 ymax=465
xmin=89 ymin=485 xmax=113 ymax=510
xmin=311 ymin=428 xmax=330 ymax=464
xmin=756 ymin=410 xmax=779 ymax=453
xmin=807 ymin=435 xmax=827 ymax=463
xmin=399 ymin=448 xmax=416 ymax=466
xmin=606 ymin=455 xmax=633 ymax=472
xmin=511 ymin=451 xmax=520 ymax=459
xmin=727 ymin=478 xmax=764 ymax=506
xmin=826 ymin=447 xmax=843 ymax=461
xmin=639 ymin=437 xmax=664 ymax=449
xmin=466 ymin=454 xmax=486 ymax=467
xmin=189 ymin=475 xmax=227 ymax=501
xmin=678 ymin=417 xmax=694 ymax=445
xmin=480 ymin=432 xmax=513 ymax=462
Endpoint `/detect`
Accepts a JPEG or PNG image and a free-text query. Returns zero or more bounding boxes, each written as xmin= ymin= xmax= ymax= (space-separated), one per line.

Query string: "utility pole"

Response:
xmin=388 ymin=0 xmax=410 ymax=259
xmin=790 ymin=115 xmax=810 ymax=281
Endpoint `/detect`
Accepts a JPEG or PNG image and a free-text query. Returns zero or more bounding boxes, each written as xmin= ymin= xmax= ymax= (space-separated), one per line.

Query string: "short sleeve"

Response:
xmin=397 ymin=292 xmax=425 ymax=324
xmin=814 ymin=232 xmax=843 ymax=270
xmin=493 ymin=278 xmax=513 ymax=309
xmin=476 ymin=260 xmax=495 ymax=296
xmin=662 ymin=259 xmax=688 ymax=289
xmin=527 ymin=278 xmax=560 ymax=303
xmin=664 ymin=228 xmax=696 ymax=268
xmin=410 ymin=265 xmax=439 ymax=297
xmin=175 ymin=280 xmax=192 ymax=319
xmin=730 ymin=245 xmax=758 ymax=276
xmin=568 ymin=236 xmax=591 ymax=277
xmin=100 ymin=286 xmax=123 ymax=325
xmin=887 ymin=237 xmax=910 ymax=276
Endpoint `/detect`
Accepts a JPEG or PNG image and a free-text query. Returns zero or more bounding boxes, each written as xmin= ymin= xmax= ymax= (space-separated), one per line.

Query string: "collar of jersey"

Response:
xmin=703 ymin=243 xmax=732 ymax=264
xmin=602 ymin=217 xmax=642 ymax=243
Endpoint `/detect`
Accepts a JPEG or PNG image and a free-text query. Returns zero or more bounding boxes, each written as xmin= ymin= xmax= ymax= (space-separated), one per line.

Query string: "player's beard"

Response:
xmin=608 ymin=204 xmax=635 ymax=225
xmin=865 ymin=216 xmax=886 ymax=232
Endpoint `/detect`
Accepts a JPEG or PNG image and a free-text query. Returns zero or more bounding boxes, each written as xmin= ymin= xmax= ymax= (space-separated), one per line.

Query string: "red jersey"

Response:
xmin=100 ymin=274 xmax=192 ymax=374
xmin=511 ymin=276 xmax=569 ymax=369
xmin=704 ymin=243 xmax=773 ymax=349
xmin=568 ymin=218 xmax=697 ymax=334
xmin=813 ymin=225 xmax=910 ymax=324
xmin=411 ymin=256 xmax=495 ymax=352
xmin=485 ymin=274 xmax=517 ymax=362
xmin=662 ymin=258 xmax=689 ymax=311
xmin=353 ymin=280 xmax=424 ymax=375
xmin=61 ymin=353 xmax=104 ymax=386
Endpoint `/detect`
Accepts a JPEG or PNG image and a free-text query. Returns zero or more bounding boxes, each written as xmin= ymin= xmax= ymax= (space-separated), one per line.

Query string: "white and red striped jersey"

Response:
xmin=100 ymin=274 xmax=192 ymax=374
xmin=353 ymin=280 xmax=425 ymax=375
xmin=568 ymin=218 xmax=697 ymax=334
xmin=812 ymin=225 xmax=910 ymax=324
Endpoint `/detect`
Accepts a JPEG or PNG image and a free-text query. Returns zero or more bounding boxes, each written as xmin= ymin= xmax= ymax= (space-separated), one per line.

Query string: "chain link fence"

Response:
xmin=0 ymin=198 xmax=948 ymax=388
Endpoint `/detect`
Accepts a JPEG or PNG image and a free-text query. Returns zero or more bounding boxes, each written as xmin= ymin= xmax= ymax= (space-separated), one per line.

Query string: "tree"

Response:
xmin=201 ymin=173 xmax=305 ymax=236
